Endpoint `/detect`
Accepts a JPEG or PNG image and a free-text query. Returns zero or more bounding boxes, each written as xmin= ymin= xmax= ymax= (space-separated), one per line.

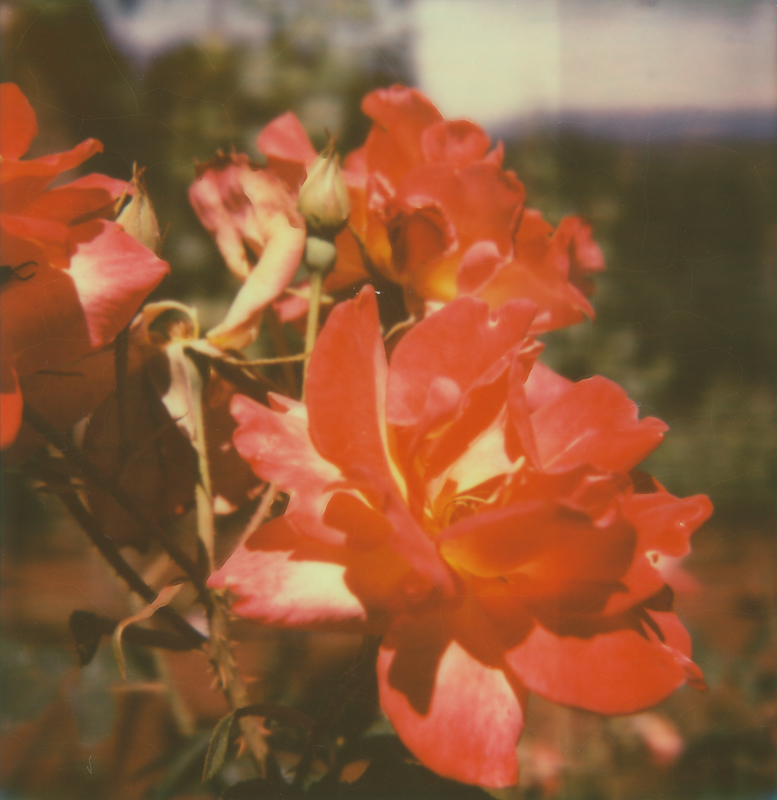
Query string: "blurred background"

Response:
xmin=1 ymin=0 xmax=775 ymax=798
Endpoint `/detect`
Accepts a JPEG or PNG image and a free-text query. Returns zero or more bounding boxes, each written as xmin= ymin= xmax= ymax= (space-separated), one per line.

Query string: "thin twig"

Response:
xmin=22 ymin=405 xmax=209 ymax=602
xmin=383 ymin=316 xmax=416 ymax=342
xmin=29 ymin=464 xmax=205 ymax=648
xmin=237 ymin=482 xmax=278 ymax=549
xmin=218 ymin=354 xmax=305 ymax=367
xmin=114 ymin=325 xmax=131 ymax=461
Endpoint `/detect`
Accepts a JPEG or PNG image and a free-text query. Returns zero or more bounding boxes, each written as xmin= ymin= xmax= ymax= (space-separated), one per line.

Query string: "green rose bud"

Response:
xmin=297 ymin=147 xmax=350 ymax=240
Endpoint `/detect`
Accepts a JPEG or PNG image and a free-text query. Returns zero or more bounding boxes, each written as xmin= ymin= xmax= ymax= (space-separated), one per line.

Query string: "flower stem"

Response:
xmin=208 ymin=595 xmax=268 ymax=776
xmin=22 ymin=405 xmax=209 ymax=601
xmin=302 ymin=268 xmax=324 ymax=397
xmin=28 ymin=462 xmax=205 ymax=647
xmin=183 ymin=350 xmax=270 ymax=776
xmin=183 ymin=349 xmax=215 ymax=572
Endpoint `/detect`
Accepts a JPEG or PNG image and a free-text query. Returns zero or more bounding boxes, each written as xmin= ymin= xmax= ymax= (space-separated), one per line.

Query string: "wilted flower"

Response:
xmin=0 ymin=83 xmax=169 ymax=450
xmin=188 ymin=152 xmax=306 ymax=350
xmin=209 ymin=287 xmax=710 ymax=787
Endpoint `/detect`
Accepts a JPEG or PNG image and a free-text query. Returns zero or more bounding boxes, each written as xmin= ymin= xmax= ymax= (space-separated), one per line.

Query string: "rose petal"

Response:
xmin=231 ymin=393 xmax=344 ymax=546
xmin=208 ymin=516 xmax=368 ymax=629
xmin=378 ymin=610 xmax=525 ymax=788
xmin=420 ymin=119 xmax=492 ymax=165
xmin=1 ymin=138 xmax=103 ymax=213
xmin=306 ymin=285 xmax=395 ymax=486
xmin=387 ymin=296 xmax=536 ymax=426
xmin=532 ymin=376 xmax=668 ymax=473
xmin=625 ymin=489 xmax=713 ymax=557
xmin=0 ymin=361 xmax=23 ymax=450
xmin=362 ymin=85 xmax=443 ymax=185
xmin=524 ymin=361 xmax=572 ymax=412
xmin=0 ymin=83 xmax=38 ymax=160
xmin=505 ymin=611 xmax=700 ymax=715
xmin=257 ymin=111 xmax=318 ymax=192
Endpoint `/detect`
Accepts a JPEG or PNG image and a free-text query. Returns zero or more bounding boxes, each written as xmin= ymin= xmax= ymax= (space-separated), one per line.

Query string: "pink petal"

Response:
xmin=439 ymin=499 xmax=634 ymax=600
xmin=206 ymin=222 xmax=306 ymax=349
xmin=0 ymin=83 xmax=38 ymax=159
xmin=532 ymin=376 xmax=668 ymax=473
xmin=231 ymin=393 xmax=344 ymax=546
xmin=306 ymin=285 xmax=394 ymax=485
xmin=456 ymin=240 xmax=504 ymax=295
xmin=67 ymin=220 xmax=169 ymax=350
xmin=257 ymin=111 xmax=318 ymax=165
xmin=8 ymin=220 xmax=167 ymax=376
xmin=1 ymin=138 xmax=103 ymax=212
xmin=21 ymin=178 xmax=126 ymax=225
xmin=208 ymin=516 xmax=368 ymax=629
xmin=361 ymin=85 xmax=443 ymax=185
xmin=624 ymin=490 xmax=713 ymax=557
xmin=387 ymin=296 xmax=536 ymax=427
xmin=393 ymin=162 xmax=525 ymax=258
xmin=257 ymin=111 xmax=317 ymax=192
xmin=378 ymin=611 xmax=525 ymax=788
xmin=420 ymin=119 xmax=491 ymax=165
xmin=524 ymin=361 xmax=572 ymax=412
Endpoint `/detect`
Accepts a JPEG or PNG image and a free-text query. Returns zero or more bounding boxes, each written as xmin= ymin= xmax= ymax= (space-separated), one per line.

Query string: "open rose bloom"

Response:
xmin=1 ymin=78 xmax=718 ymax=795
xmin=0 ymin=83 xmax=168 ymax=449
xmin=257 ymin=86 xmax=604 ymax=331
xmin=210 ymin=287 xmax=711 ymax=787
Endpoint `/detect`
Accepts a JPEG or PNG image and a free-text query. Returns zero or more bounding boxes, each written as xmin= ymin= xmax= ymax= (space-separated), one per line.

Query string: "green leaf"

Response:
xmin=203 ymin=710 xmax=237 ymax=783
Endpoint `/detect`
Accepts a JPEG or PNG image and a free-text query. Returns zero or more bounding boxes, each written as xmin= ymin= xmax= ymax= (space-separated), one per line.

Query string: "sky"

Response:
xmin=413 ymin=0 xmax=776 ymax=127
xmin=92 ymin=0 xmax=777 ymax=136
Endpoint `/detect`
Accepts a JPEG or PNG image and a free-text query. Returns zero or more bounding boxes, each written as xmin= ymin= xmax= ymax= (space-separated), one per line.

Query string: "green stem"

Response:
xmin=209 ymin=595 xmax=268 ymax=776
xmin=181 ymin=351 xmax=269 ymax=775
xmin=183 ymin=349 xmax=215 ymax=572
xmin=302 ymin=269 xmax=324 ymax=398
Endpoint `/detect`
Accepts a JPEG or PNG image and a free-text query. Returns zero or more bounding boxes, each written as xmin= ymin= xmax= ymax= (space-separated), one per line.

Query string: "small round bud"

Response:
xmin=297 ymin=150 xmax=350 ymax=239
xmin=304 ymin=235 xmax=338 ymax=275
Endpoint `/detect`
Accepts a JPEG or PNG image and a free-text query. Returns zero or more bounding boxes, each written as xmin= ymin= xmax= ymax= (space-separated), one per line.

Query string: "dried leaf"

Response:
xmin=112 ymin=583 xmax=183 ymax=679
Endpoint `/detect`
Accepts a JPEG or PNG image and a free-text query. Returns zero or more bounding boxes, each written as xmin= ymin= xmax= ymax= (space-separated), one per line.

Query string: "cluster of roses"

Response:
xmin=0 ymin=83 xmax=711 ymax=788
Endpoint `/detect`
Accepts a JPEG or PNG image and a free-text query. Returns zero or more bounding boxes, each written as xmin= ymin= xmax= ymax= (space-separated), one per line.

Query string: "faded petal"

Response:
xmin=257 ymin=111 xmax=318 ymax=192
xmin=209 ymin=516 xmax=368 ymax=629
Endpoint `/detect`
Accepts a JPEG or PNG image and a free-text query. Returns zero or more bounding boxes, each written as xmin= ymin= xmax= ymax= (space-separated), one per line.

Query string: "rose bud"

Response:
xmin=297 ymin=147 xmax=350 ymax=239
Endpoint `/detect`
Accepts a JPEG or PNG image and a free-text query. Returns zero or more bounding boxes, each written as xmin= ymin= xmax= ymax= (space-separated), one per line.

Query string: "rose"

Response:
xmin=257 ymin=86 xmax=604 ymax=330
xmin=0 ymin=83 xmax=169 ymax=450
xmin=209 ymin=287 xmax=710 ymax=787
